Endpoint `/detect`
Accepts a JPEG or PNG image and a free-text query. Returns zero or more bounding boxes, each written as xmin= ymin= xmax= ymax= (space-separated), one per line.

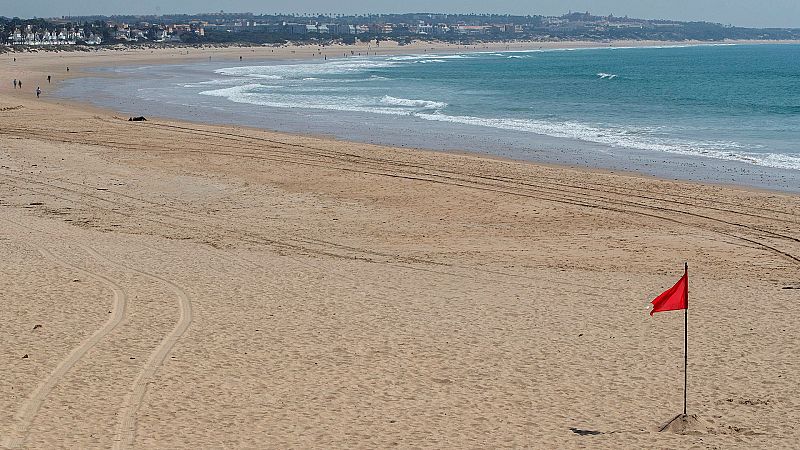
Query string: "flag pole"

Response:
xmin=683 ymin=262 xmax=688 ymax=416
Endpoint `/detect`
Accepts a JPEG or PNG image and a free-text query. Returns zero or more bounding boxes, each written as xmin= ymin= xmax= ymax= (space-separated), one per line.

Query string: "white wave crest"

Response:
xmin=199 ymin=85 xmax=419 ymax=116
xmin=438 ymin=54 xmax=473 ymax=59
xmin=198 ymin=84 xmax=273 ymax=98
xmin=387 ymin=53 xmax=470 ymax=62
xmin=597 ymin=73 xmax=618 ymax=79
xmin=386 ymin=55 xmax=430 ymax=61
xmin=216 ymin=59 xmax=399 ymax=79
xmin=380 ymin=95 xmax=447 ymax=109
xmin=413 ymin=112 xmax=800 ymax=171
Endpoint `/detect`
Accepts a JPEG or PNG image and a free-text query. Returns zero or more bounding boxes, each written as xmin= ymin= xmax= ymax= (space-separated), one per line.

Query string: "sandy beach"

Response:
xmin=1 ymin=43 xmax=799 ymax=448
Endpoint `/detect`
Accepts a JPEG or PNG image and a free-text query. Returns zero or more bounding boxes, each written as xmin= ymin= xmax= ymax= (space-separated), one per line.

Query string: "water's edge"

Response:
xmin=55 ymin=52 xmax=800 ymax=194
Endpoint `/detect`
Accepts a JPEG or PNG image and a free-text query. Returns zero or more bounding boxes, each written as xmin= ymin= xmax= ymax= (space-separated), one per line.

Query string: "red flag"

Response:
xmin=650 ymin=270 xmax=688 ymax=316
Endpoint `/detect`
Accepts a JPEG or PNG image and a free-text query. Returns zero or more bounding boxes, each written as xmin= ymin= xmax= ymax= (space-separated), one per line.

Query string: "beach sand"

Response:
xmin=0 ymin=44 xmax=799 ymax=448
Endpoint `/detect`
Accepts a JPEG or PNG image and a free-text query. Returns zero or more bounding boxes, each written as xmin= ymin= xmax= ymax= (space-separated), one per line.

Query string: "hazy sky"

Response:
xmin=5 ymin=1 xmax=800 ymax=28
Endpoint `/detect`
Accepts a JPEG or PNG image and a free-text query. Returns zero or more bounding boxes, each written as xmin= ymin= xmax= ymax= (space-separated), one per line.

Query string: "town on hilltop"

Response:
xmin=2 ymin=12 xmax=799 ymax=47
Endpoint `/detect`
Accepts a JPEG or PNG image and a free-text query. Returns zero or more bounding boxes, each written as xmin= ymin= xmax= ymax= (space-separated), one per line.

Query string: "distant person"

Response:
xmin=18 ymin=80 xmax=21 ymax=89
xmin=13 ymin=79 xmax=17 ymax=89
xmin=47 ymin=75 xmax=51 ymax=83
xmin=239 ymin=56 xmax=242 ymax=61
xmin=66 ymin=66 xmax=69 ymax=72
xmin=36 ymin=86 xmax=41 ymax=98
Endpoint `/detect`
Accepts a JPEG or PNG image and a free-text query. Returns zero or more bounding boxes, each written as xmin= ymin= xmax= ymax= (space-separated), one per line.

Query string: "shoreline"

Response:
xmin=39 ymin=40 xmax=800 ymax=194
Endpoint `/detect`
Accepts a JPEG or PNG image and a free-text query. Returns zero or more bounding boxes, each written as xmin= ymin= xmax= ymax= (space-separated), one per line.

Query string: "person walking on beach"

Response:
xmin=18 ymin=80 xmax=21 ymax=89
xmin=13 ymin=79 xmax=17 ymax=89
xmin=47 ymin=75 xmax=51 ymax=83
xmin=36 ymin=86 xmax=41 ymax=98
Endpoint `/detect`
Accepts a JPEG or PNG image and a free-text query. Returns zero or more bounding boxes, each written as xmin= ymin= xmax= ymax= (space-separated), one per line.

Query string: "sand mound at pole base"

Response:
xmin=658 ymin=414 xmax=711 ymax=434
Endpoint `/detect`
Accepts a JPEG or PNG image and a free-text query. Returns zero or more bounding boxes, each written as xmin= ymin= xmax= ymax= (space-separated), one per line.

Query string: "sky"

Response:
xmin=4 ymin=0 xmax=800 ymax=28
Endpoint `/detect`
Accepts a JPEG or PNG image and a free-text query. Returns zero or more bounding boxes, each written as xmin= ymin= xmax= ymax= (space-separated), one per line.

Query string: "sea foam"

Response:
xmin=597 ymin=73 xmax=618 ymax=79
xmin=380 ymin=96 xmax=447 ymax=110
xmin=413 ymin=112 xmax=800 ymax=171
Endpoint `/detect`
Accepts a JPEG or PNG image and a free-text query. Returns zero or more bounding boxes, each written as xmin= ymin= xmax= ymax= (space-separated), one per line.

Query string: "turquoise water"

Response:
xmin=57 ymin=43 xmax=800 ymax=183
xmin=192 ymin=44 xmax=800 ymax=171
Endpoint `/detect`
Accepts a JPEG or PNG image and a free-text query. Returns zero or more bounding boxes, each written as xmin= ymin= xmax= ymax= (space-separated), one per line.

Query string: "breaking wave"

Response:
xmin=413 ymin=113 xmax=800 ymax=171
xmin=380 ymin=96 xmax=447 ymax=109
xmin=597 ymin=72 xmax=618 ymax=79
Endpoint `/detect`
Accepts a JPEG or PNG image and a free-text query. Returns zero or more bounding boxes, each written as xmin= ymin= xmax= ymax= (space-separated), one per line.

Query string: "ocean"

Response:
xmin=58 ymin=43 xmax=800 ymax=191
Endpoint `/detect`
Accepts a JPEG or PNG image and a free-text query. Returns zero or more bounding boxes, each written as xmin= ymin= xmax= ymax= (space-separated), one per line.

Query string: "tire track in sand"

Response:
xmin=84 ymin=247 xmax=194 ymax=450
xmin=1 ymin=236 xmax=128 ymax=449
